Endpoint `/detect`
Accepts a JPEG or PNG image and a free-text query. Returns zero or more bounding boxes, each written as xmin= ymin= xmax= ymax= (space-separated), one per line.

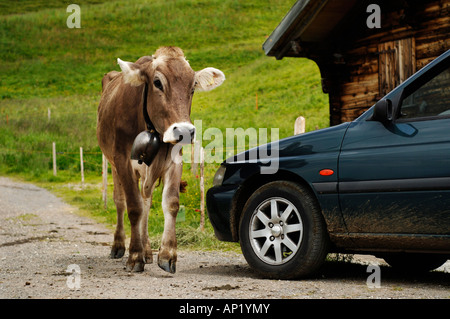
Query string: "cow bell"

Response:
xmin=131 ymin=130 xmax=161 ymax=166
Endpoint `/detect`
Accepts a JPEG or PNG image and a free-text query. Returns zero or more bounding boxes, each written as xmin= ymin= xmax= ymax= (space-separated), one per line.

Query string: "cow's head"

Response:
xmin=117 ymin=47 xmax=225 ymax=144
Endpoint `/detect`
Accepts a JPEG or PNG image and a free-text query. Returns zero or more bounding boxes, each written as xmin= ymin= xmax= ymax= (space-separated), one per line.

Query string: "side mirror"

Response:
xmin=372 ymin=99 xmax=393 ymax=124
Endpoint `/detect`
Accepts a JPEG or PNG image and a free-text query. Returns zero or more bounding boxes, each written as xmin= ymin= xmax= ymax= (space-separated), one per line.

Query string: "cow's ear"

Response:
xmin=194 ymin=68 xmax=225 ymax=92
xmin=117 ymin=58 xmax=145 ymax=86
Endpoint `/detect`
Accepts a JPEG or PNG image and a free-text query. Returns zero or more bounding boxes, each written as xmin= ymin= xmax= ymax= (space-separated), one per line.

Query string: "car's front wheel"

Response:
xmin=239 ymin=181 xmax=329 ymax=279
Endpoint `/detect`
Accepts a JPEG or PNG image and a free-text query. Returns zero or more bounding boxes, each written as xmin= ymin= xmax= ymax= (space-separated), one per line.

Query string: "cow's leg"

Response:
xmin=158 ymin=161 xmax=182 ymax=274
xmin=135 ymin=161 xmax=155 ymax=264
xmin=142 ymin=196 xmax=153 ymax=263
xmin=115 ymin=158 xmax=146 ymax=272
xmin=110 ymin=166 xmax=126 ymax=259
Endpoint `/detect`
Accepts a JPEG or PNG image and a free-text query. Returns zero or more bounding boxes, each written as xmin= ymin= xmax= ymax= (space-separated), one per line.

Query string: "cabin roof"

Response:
xmin=263 ymin=0 xmax=364 ymax=59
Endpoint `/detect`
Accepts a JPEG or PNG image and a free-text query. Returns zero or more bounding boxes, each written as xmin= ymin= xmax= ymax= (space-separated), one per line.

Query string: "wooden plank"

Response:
xmin=341 ymin=92 xmax=378 ymax=104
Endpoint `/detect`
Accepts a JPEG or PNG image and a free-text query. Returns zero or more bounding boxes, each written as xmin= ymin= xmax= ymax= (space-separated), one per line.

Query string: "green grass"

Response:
xmin=0 ymin=0 xmax=329 ymax=250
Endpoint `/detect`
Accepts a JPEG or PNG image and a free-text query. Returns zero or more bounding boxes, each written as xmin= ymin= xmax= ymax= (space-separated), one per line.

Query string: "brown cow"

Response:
xmin=97 ymin=47 xmax=224 ymax=273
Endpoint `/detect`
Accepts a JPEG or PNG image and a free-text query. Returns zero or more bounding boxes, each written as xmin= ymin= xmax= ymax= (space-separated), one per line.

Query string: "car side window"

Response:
xmin=399 ymin=66 xmax=450 ymax=121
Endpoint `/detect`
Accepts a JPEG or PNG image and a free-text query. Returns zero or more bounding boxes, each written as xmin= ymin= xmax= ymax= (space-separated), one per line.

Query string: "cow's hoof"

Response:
xmin=158 ymin=259 xmax=176 ymax=274
xmin=126 ymin=254 xmax=145 ymax=272
xmin=144 ymin=253 xmax=153 ymax=264
xmin=144 ymin=242 xmax=153 ymax=264
xmin=126 ymin=262 xmax=145 ymax=272
xmin=110 ymin=245 xmax=125 ymax=259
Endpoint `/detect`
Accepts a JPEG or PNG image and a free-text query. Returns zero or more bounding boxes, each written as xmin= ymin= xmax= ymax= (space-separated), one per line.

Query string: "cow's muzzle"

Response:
xmin=163 ymin=122 xmax=196 ymax=144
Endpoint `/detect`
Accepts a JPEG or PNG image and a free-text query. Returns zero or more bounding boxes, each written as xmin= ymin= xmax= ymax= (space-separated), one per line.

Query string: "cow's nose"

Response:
xmin=163 ymin=123 xmax=196 ymax=144
xmin=189 ymin=127 xmax=196 ymax=141
xmin=172 ymin=126 xmax=195 ymax=143
xmin=172 ymin=126 xmax=183 ymax=142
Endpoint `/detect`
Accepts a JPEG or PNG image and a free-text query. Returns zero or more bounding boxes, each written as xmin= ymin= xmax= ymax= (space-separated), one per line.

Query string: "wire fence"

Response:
xmin=1 ymin=106 xmax=307 ymax=231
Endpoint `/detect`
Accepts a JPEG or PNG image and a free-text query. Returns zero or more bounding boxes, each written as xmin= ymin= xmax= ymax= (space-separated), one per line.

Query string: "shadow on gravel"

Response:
xmin=317 ymin=261 xmax=450 ymax=286
xmin=185 ymin=258 xmax=450 ymax=287
xmin=54 ymin=247 xmax=449 ymax=289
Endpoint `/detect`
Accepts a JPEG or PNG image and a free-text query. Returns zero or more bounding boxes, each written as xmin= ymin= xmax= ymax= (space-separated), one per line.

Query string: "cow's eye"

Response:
xmin=191 ymin=81 xmax=197 ymax=95
xmin=153 ymin=79 xmax=163 ymax=91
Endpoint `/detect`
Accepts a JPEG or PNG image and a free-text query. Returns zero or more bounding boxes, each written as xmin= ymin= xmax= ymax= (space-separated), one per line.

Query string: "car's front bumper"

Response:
xmin=206 ymin=184 xmax=239 ymax=242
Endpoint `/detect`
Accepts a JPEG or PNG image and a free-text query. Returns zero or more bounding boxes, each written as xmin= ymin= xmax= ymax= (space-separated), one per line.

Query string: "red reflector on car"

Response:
xmin=319 ymin=169 xmax=334 ymax=176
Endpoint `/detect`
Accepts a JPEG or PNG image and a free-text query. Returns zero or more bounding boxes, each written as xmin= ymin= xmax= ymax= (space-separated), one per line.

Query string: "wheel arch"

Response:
xmin=229 ymin=169 xmax=323 ymax=242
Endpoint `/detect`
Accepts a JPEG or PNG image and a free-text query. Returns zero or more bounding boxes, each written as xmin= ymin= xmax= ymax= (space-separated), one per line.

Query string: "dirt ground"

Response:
xmin=0 ymin=177 xmax=448 ymax=300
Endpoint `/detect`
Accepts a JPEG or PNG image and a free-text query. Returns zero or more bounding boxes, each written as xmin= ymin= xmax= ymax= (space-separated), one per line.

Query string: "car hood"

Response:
xmin=225 ymin=122 xmax=351 ymax=165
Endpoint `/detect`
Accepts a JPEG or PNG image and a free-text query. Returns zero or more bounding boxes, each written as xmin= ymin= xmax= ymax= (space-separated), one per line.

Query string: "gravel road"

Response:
xmin=0 ymin=177 xmax=448 ymax=300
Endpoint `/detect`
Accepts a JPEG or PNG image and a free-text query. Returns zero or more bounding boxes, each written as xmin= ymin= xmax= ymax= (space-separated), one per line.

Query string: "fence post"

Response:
xmin=191 ymin=142 xmax=195 ymax=173
xmin=294 ymin=116 xmax=306 ymax=135
xmin=102 ymin=154 xmax=108 ymax=209
xmin=200 ymin=147 xmax=205 ymax=232
xmin=79 ymin=147 xmax=84 ymax=187
xmin=192 ymin=140 xmax=200 ymax=175
xmin=52 ymin=142 xmax=57 ymax=176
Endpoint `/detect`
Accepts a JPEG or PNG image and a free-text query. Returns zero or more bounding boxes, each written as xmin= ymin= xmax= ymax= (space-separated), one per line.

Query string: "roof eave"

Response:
xmin=262 ymin=0 xmax=329 ymax=59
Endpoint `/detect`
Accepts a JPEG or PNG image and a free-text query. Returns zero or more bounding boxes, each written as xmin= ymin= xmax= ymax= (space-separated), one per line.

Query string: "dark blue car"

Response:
xmin=206 ymin=50 xmax=450 ymax=279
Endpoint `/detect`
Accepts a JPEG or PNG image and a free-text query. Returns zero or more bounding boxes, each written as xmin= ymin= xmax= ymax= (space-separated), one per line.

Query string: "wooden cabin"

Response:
xmin=263 ymin=0 xmax=450 ymax=126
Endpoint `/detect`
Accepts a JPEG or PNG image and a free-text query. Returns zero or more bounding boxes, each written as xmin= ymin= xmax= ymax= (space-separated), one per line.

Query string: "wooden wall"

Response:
xmin=326 ymin=0 xmax=449 ymax=125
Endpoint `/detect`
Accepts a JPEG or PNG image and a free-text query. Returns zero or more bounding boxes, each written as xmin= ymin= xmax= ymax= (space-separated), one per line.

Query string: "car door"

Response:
xmin=338 ymin=59 xmax=450 ymax=235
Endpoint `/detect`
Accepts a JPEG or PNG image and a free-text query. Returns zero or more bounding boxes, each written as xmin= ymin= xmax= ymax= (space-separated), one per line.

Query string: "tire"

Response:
xmin=239 ymin=181 xmax=329 ymax=279
xmin=382 ymin=253 xmax=448 ymax=273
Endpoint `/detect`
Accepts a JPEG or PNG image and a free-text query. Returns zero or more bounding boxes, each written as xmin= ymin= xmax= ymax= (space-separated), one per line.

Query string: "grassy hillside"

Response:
xmin=0 ymin=0 xmax=329 ymax=249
